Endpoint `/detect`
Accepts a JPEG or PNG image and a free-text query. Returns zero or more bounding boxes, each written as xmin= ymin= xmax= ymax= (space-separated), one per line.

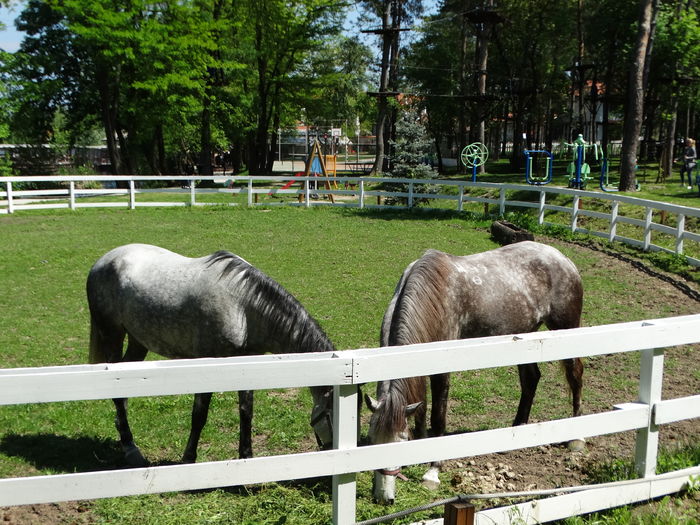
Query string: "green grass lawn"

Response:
xmin=0 ymin=204 xmax=698 ymax=524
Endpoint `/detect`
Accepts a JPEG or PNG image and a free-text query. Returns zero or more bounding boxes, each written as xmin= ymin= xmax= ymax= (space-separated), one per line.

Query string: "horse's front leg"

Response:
xmin=182 ymin=392 xmax=213 ymax=463
xmin=513 ymin=363 xmax=541 ymax=426
xmin=238 ymin=390 xmax=254 ymax=459
xmin=422 ymin=373 xmax=451 ymax=490
xmin=113 ymin=397 xmax=148 ymax=467
xmin=562 ymin=357 xmax=586 ymax=451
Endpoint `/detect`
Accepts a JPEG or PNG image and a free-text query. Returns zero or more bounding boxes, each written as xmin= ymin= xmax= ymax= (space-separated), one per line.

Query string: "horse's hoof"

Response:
xmin=567 ymin=438 xmax=586 ymax=452
xmin=421 ymin=467 xmax=440 ymax=491
xmin=124 ymin=446 xmax=148 ymax=467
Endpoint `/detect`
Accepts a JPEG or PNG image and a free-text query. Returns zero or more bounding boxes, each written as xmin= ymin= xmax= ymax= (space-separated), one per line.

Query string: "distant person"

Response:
xmin=677 ymin=138 xmax=696 ymax=190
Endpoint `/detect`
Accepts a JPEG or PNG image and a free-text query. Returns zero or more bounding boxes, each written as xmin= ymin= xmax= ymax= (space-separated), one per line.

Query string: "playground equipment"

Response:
xmin=524 ymin=149 xmax=554 ymax=185
xmin=599 ymin=153 xmax=617 ymax=192
xmin=274 ymin=139 xmax=336 ymax=202
xmin=460 ymin=142 xmax=489 ymax=181
xmin=564 ymin=134 xmax=598 ymax=189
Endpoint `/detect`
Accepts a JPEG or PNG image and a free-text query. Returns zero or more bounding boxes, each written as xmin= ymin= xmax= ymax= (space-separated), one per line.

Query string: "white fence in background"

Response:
xmin=1 ymin=315 xmax=699 ymax=524
xmin=3 ymin=175 xmax=700 ymax=266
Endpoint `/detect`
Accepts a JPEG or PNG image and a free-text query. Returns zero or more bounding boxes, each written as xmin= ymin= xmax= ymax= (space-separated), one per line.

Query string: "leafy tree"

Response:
xmin=296 ymin=35 xmax=374 ymax=133
xmin=359 ymin=0 xmax=423 ymax=174
xmin=233 ymin=0 xmax=344 ymax=174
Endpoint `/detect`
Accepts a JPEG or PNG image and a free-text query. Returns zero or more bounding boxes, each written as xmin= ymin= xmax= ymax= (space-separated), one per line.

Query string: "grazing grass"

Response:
xmin=0 ymin=204 xmax=698 ymax=524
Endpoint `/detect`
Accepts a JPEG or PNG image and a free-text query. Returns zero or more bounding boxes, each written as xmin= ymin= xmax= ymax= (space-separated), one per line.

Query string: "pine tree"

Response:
xmin=383 ymin=107 xmax=438 ymax=206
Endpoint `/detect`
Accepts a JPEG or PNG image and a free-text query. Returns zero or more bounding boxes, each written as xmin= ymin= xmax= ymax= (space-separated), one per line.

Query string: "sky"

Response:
xmin=0 ymin=1 xmax=440 ymax=54
xmin=0 ymin=4 xmax=23 ymax=53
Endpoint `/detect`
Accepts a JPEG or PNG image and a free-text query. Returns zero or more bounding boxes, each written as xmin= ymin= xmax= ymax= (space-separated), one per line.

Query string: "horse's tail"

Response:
xmin=89 ymin=317 xmax=104 ymax=364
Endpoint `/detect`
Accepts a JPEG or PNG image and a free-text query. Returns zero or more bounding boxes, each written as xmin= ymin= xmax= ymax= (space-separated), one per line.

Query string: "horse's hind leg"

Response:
xmin=182 ymin=392 xmax=213 ymax=463
xmin=513 ymin=363 xmax=541 ymax=426
xmin=114 ymin=337 xmax=148 ymax=467
xmin=561 ymin=357 xmax=586 ymax=451
xmin=562 ymin=358 xmax=584 ymax=417
xmin=238 ymin=390 xmax=254 ymax=459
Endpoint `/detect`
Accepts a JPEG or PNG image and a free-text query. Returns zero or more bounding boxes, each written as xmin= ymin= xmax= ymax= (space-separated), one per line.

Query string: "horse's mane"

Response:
xmin=376 ymin=250 xmax=454 ymax=435
xmin=205 ymin=251 xmax=335 ymax=354
xmin=388 ymin=249 xmax=454 ymax=346
xmin=375 ymin=375 xmax=426 ymax=438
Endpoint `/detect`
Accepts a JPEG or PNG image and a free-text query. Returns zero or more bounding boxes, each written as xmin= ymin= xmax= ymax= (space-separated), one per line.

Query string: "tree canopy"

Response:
xmin=0 ymin=0 xmax=698 ymax=187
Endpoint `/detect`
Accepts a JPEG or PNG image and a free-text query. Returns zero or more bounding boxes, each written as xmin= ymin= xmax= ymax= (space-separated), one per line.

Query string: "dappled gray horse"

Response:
xmin=366 ymin=241 xmax=584 ymax=503
xmin=87 ymin=243 xmax=335 ymax=466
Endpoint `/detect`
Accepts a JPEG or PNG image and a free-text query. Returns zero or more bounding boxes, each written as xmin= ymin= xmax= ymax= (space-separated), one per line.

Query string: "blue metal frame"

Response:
xmin=524 ymin=149 xmax=553 ymax=185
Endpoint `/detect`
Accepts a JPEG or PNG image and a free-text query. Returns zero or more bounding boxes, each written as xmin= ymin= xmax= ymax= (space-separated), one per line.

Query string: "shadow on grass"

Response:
xmin=1 ymin=433 xmax=340 ymax=499
xmin=0 ymin=433 xmax=124 ymax=473
xmin=339 ymin=205 xmax=492 ymax=224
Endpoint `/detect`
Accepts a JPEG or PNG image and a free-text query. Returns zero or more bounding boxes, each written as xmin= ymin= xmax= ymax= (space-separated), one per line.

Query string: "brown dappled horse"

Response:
xmin=365 ymin=241 xmax=584 ymax=504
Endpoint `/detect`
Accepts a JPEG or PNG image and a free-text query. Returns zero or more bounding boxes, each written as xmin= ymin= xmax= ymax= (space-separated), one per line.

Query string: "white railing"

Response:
xmin=1 ymin=315 xmax=699 ymax=524
xmin=2 ymin=175 xmax=700 ymax=266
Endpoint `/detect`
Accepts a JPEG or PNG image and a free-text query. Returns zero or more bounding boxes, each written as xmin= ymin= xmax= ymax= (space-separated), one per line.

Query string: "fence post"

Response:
xmin=458 ymin=184 xmax=464 ymax=212
xmin=444 ymin=502 xmax=475 ymax=525
xmin=247 ymin=178 xmax=253 ymax=207
xmin=609 ymin=201 xmax=619 ymax=242
xmin=571 ymin=194 xmax=580 ymax=232
xmin=359 ymin=179 xmax=365 ymax=209
xmin=69 ymin=181 xmax=76 ymax=210
xmin=498 ymin=187 xmax=506 ymax=216
xmin=635 ymin=347 xmax=664 ymax=478
xmin=332 ymin=384 xmax=358 ymax=525
xmin=129 ymin=180 xmax=136 ymax=210
xmin=538 ymin=191 xmax=546 ymax=224
xmin=408 ymin=181 xmax=414 ymax=208
xmin=643 ymin=207 xmax=653 ymax=251
xmin=190 ymin=180 xmax=196 ymax=206
xmin=675 ymin=214 xmax=685 ymax=255
xmin=6 ymin=181 xmax=13 ymax=214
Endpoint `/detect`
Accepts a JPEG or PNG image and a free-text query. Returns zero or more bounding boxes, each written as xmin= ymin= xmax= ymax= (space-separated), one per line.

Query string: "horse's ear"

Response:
xmin=405 ymin=402 xmax=422 ymax=416
xmin=365 ymin=394 xmax=379 ymax=412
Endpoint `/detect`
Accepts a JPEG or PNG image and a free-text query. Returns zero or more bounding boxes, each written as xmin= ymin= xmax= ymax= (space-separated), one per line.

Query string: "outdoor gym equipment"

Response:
xmin=599 ymin=148 xmax=641 ymax=192
xmin=460 ymin=142 xmax=489 ymax=181
xmin=599 ymin=153 xmax=617 ymax=192
xmin=564 ymin=134 xmax=598 ymax=189
xmin=524 ymin=149 xmax=553 ymax=185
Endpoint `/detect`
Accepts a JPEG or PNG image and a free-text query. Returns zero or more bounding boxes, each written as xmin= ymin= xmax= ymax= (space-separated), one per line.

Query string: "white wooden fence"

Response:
xmin=1 ymin=315 xmax=699 ymax=524
xmin=2 ymin=175 xmax=700 ymax=266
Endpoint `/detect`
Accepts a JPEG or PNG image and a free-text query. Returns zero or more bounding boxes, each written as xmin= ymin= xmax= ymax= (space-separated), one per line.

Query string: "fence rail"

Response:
xmin=3 ymin=175 xmax=700 ymax=266
xmin=1 ymin=315 xmax=699 ymax=524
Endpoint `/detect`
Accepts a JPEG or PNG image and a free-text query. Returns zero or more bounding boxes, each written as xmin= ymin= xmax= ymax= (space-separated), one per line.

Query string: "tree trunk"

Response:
xmin=371 ymin=0 xmax=394 ymax=175
xmin=619 ymin=0 xmax=654 ymax=191
xmin=199 ymin=98 xmax=213 ymax=176
xmin=96 ymin=65 xmax=121 ymax=176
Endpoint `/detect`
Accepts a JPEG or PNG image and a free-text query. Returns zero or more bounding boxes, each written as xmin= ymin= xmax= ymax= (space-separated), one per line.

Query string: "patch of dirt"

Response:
xmin=1 ymin=501 xmax=95 ymax=525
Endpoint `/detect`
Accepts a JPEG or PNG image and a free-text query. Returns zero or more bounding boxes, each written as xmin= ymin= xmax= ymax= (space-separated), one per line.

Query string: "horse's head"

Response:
xmin=365 ymin=393 xmax=422 ymax=505
xmin=310 ymin=386 xmax=334 ymax=450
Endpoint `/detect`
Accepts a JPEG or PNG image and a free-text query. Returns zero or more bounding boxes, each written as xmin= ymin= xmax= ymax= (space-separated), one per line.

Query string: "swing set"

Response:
xmin=275 ymin=138 xmax=337 ymax=203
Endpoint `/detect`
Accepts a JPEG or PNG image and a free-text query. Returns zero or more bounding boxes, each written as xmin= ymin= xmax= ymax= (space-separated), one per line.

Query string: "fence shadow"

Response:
xmin=0 ymin=433 xmax=124 ymax=473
